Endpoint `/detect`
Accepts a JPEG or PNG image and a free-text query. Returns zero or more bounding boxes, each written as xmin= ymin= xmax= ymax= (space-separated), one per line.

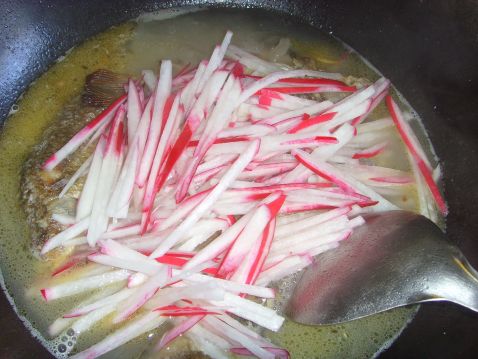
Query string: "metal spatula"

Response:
xmin=285 ymin=210 xmax=478 ymax=325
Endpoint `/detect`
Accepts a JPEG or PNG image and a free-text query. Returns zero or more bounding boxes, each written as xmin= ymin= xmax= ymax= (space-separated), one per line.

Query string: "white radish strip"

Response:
xmin=189 ymin=323 xmax=232 ymax=350
xmin=203 ymin=316 xmax=275 ymax=359
xmin=59 ymin=155 xmax=93 ymax=198
xmin=219 ymin=314 xmax=275 ymax=347
xmin=211 ymin=292 xmax=284 ymax=332
xmin=185 ymin=272 xmax=275 ymax=298
xmin=227 ymin=44 xmax=285 ymax=75
xmin=127 ymin=79 xmax=141 ymax=145
xmin=76 ymin=137 xmax=105 ymax=221
xmin=269 ymin=229 xmax=351 ymax=263
xmin=238 ymin=69 xmax=344 ymax=105
xmin=158 ymin=188 xmax=213 ymax=231
xmin=256 ymin=255 xmax=312 ymax=287
xmin=323 ymin=98 xmax=372 ymax=130
xmin=356 ymin=117 xmax=394 ymax=133
xmin=114 ymin=266 xmax=169 ymax=323
xmin=66 ymin=287 xmax=134 ymax=318
xmin=41 ymin=269 xmax=129 ymax=301
xmin=100 ymin=238 xmax=157 ymax=264
xmin=259 ymin=100 xmax=332 ymax=126
xmin=137 ymin=60 xmax=173 ymax=187
xmin=88 ymin=253 xmax=160 ymax=275
xmin=48 ymin=285 xmax=119 ymax=337
xmin=70 ymin=303 xmax=117 ymax=336
xmin=107 ymin=141 xmax=139 ymax=218
xmin=141 ymin=69 xmax=157 ymax=92
xmin=177 ymin=232 xmax=217 ymax=252
xmin=275 ymin=207 xmax=351 ymax=238
xmin=197 ymin=31 xmax=233 ymax=93
xmin=144 ymin=283 xmax=225 ymax=310
xmin=149 ymin=140 xmax=260 ymax=258
xmin=180 ymin=61 xmax=207 ymax=113
xmin=141 ymin=95 xmax=181 ymax=222
xmin=157 ymin=316 xmax=205 ymax=351
xmin=220 ymin=124 xmax=276 ymax=138
xmin=183 ymin=210 xmax=254 ymax=271
xmin=271 ymin=218 xmax=352 ymax=253
xmin=43 ymin=95 xmax=126 ymax=171
xmin=187 ymin=329 xmax=230 ymax=359
xmin=41 ymin=217 xmax=90 ymax=254
xmin=70 ymin=311 xmax=165 ymax=359
xmin=51 ymin=213 xmax=77 ymax=226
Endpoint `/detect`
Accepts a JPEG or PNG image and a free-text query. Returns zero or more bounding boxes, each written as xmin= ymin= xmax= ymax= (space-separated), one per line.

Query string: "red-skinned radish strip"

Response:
xmin=176 ymin=75 xmax=242 ymax=202
xmin=237 ymin=69 xmax=343 ymax=105
xmin=281 ymin=123 xmax=355 ymax=183
xmin=261 ymin=84 xmax=356 ymax=94
xmin=64 ymin=287 xmax=134 ymax=318
xmin=369 ymin=176 xmax=414 ymax=184
xmin=248 ymin=74 xmax=347 ymax=86
xmin=70 ymin=311 xmax=166 ymax=359
xmin=217 ymin=192 xmax=285 ymax=279
xmin=41 ymin=269 xmax=130 ymax=301
xmin=293 ymin=149 xmax=398 ymax=211
xmin=146 ymin=70 xmax=230 ymax=223
xmin=59 ymin=155 xmax=93 ymax=198
xmin=43 ymin=94 xmax=126 ymax=171
xmin=352 ymin=141 xmax=388 ymax=159
xmin=141 ymin=96 xmax=181 ymax=229
xmin=149 ymin=140 xmax=260 ymax=258
xmin=287 ymin=112 xmax=336 ymax=134
xmin=76 ymin=137 xmax=106 ymax=221
xmin=157 ymin=315 xmax=204 ymax=350
xmin=253 ymin=89 xmax=318 ymax=110
xmin=386 ymin=95 xmax=447 ymax=215
xmin=113 ymin=266 xmax=169 ymax=323
xmin=257 ymin=100 xmax=332 ymax=126
xmin=126 ymin=79 xmax=142 ymax=145
xmin=137 ymin=60 xmax=173 ymax=188
xmin=145 ymin=284 xmax=225 ymax=311
xmin=232 ymin=217 xmax=276 ymax=285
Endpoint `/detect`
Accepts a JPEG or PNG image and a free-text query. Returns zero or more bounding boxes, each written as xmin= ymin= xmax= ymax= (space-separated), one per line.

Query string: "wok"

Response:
xmin=1 ymin=0 xmax=477 ymax=358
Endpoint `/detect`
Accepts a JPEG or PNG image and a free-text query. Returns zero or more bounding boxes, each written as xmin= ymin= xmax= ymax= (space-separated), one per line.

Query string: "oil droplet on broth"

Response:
xmin=0 ymin=8 xmax=438 ymax=358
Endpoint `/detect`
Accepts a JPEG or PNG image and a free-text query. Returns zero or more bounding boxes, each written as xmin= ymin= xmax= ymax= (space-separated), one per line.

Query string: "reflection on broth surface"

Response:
xmin=0 ymin=8 xmax=441 ymax=358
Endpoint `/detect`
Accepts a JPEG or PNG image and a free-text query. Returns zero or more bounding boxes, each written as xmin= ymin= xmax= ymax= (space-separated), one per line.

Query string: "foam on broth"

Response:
xmin=0 ymin=8 xmax=438 ymax=358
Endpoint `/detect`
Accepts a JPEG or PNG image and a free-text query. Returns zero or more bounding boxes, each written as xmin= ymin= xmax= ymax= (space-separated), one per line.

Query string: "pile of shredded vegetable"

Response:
xmin=38 ymin=31 xmax=446 ymax=359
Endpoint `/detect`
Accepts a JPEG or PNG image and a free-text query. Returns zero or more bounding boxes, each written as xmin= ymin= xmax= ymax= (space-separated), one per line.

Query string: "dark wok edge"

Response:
xmin=1 ymin=1 xmax=478 ymax=358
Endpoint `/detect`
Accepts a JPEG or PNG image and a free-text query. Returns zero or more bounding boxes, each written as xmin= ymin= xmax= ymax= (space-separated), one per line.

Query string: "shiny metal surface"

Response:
xmin=286 ymin=211 xmax=478 ymax=325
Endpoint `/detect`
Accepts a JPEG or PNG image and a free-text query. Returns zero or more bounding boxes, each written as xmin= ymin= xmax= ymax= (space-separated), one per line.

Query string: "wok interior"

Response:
xmin=1 ymin=1 xmax=478 ymax=358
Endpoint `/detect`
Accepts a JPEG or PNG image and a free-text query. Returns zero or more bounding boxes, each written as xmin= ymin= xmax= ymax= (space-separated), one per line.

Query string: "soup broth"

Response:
xmin=0 ymin=8 xmax=439 ymax=358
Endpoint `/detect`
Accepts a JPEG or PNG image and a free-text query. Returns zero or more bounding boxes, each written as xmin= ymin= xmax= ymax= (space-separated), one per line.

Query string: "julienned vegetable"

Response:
xmin=38 ymin=31 xmax=446 ymax=358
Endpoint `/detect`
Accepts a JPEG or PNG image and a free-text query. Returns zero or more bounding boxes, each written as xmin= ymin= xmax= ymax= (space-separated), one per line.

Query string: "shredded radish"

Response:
xmin=35 ymin=30 xmax=446 ymax=359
